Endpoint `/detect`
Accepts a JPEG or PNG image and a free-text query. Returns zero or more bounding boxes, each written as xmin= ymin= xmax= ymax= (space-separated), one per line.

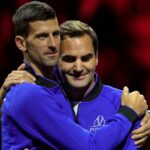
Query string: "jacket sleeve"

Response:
xmin=121 ymin=119 xmax=141 ymax=150
xmin=5 ymin=83 xmax=138 ymax=150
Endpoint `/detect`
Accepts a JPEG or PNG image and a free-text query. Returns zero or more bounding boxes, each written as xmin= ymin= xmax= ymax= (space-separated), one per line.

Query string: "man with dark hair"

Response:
xmin=12 ymin=1 xmax=60 ymax=74
xmin=1 ymin=1 xmax=149 ymax=150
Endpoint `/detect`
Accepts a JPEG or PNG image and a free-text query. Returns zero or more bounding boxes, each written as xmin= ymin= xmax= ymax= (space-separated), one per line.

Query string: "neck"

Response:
xmin=66 ymin=79 xmax=95 ymax=102
xmin=28 ymin=62 xmax=54 ymax=80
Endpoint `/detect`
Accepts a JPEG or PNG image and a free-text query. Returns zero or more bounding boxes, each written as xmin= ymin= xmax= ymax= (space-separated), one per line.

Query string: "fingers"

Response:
xmin=7 ymin=71 xmax=36 ymax=82
xmin=17 ymin=63 xmax=26 ymax=70
xmin=121 ymin=88 xmax=148 ymax=116
xmin=121 ymin=86 xmax=129 ymax=105
xmin=134 ymin=136 xmax=148 ymax=148
xmin=4 ymin=78 xmax=34 ymax=90
xmin=132 ymin=126 xmax=145 ymax=135
xmin=2 ymin=71 xmax=36 ymax=92
xmin=132 ymin=117 xmax=150 ymax=147
xmin=132 ymin=128 xmax=149 ymax=139
xmin=132 ymin=127 xmax=149 ymax=148
xmin=123 ymin=86 xmax=129 ymax=95
xmin=141 ymin=111 xmax=150 ymax=126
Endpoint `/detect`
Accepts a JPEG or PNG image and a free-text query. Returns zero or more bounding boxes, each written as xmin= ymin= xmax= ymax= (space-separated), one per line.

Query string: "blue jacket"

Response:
xmin=2 ymin=66 xmax=139 ymax=150
xmin=66 ymin=74 xmax=141 ymax=150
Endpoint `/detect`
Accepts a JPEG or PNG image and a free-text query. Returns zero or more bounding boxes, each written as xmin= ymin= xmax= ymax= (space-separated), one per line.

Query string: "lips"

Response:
xmin=68 ymin=73 xmax=88 ymax=79
xmin=44 ymin=51 xmax=58 ymax=57
xmin=75 ymin=75 xmax=86 ymax=80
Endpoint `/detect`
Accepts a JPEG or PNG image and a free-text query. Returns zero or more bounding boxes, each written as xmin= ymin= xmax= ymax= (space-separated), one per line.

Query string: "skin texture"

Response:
xmin=58 ymin=33 xmax=149 ymax=147
xmin=121 ymin=86 xmax=147 ymax=116
xmin=58 ymin=34 xmax=98 ymax=99
xmin=15 ymin=19 xmax=60 ymax=77
xmin=132 ymin=112 xmax=150 ymax=147
xmin=0 ymin=24 xmax=150 ymax=148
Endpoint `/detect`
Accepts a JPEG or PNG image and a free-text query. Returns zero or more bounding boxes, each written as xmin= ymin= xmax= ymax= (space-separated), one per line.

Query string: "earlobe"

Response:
xmin=15 ymin=36 xmax=27 ymax=52
xmin=96 ymin=52 xmax=99 ymax=66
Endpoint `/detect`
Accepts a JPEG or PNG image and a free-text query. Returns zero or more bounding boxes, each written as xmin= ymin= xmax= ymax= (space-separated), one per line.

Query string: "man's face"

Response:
xmin=24 ymin=18 xmax=60 ymax=68
xmin=58 ymin=34 xmax=98 ymax=89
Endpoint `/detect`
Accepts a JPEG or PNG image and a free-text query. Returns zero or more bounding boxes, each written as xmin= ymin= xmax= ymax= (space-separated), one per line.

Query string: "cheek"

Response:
xmin=28 ymin=42 xmax=41 ymax=51
xmin=58 ymin=61 xmax=71 ymax=72
xmin=86 ymin=60 xmax=97 ymax=70
xmin=29 ymin=47 xmax=41 ymax=56
xmin=56 ymin=38 xmax=61 ymax=47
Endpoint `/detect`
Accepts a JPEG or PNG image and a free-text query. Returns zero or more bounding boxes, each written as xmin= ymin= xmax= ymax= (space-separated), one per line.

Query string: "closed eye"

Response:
xmin=81 ymin=53 xmax=94 ymax=62
xmin=62 ymin=55 xmax=76 ymax=63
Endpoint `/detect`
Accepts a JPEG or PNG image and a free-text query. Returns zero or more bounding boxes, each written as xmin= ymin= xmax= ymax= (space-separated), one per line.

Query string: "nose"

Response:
xmin=48 ymin=35 xmax=56 ymax=47
xmin=73 ymin=59 xmax=83 ymax=72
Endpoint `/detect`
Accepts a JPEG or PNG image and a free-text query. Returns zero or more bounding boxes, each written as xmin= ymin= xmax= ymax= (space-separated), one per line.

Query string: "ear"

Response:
xmin=95 ymin=51 xmax=98 ymax=66
xmin=15 ymin=36 xmax=27 ymax=52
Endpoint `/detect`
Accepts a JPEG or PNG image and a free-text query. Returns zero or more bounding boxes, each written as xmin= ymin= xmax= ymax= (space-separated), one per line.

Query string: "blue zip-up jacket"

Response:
xmin=55 ymin=67 xmax=140 ymax=150
xmin=66 ymin=74 xmax=141 ymax=150
xmin=2 ymin=66 xmax=139 ymax=150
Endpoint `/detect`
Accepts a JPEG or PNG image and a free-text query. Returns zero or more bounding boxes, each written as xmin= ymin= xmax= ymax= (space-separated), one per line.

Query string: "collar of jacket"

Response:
xmin=24 ymin=62 xmax=58 ymax=88
xmin=82 ymin=74 xmax=103 ymax=102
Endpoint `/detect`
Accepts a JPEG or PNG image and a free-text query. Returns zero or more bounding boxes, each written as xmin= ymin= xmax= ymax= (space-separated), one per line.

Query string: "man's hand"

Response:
xmin=132 ymin=111 xmax=150 ymax=148
xmin=0 ymin=63 xmax=36 ymax=104
xmin=121 ymin=86 xmax=148 ymax=117
xmin=2 ymin=70 xmax=36 ymax=92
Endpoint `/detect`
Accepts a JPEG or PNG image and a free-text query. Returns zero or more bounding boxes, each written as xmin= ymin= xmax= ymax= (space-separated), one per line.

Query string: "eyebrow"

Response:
xmin=62 ymin=55 xmax=76 ymax=63
xmin=81 ymin=53 xmax=94 ymax=61
xmin=61 ymin=53 xmax=94 ymax=63
xmin=36 ymin=33 xmax=49 ymax=37
xmin=35 ymin=29 xmax=60 ymax=37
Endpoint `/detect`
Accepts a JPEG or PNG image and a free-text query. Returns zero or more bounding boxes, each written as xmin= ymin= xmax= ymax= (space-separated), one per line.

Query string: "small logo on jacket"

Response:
xmin=90 ymin=115 xmax=106 ymax=132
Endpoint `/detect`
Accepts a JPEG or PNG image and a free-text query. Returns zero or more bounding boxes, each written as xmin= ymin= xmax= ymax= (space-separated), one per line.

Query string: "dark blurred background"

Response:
xmin=0 ymin=0 xmax=150 ymax=149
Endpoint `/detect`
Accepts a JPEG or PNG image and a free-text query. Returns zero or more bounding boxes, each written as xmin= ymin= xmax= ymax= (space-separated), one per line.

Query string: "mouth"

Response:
xmin=44 ymin=51 xmax=58 ymax=57
xmin=69 ymin=73 xmax=88 ymax=80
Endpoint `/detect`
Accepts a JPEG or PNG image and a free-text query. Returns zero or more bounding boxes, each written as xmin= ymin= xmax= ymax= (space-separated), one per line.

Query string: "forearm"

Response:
xmin=8 ymin=89 xmax=138 ymax=149
xmin=122 ymin=119 xmax=141 ymax=150
xmin=10 ymin=105 xmax=135 ymax=150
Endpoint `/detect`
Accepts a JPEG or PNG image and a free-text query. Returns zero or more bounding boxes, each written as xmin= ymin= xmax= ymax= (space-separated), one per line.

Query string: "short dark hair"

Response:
xmin=12 ymin=1 xmax=57 ymax=37
xmin=60 ymin=20 xmax=99 ymax=54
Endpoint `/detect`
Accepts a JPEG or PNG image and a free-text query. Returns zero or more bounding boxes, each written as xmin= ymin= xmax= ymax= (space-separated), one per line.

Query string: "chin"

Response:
xmin=46 ymin=62 xmax=57 ymax=67
xmin=71 ymin=83 xmax=88 ymax=89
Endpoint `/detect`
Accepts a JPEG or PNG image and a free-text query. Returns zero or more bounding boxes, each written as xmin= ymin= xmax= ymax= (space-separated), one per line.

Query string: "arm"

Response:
xmin=3 ymin=83 xmax=147 ymax=150
xmin=132 ymin=110 xmax=150 ymax=148
xmin=119 ymin=87 xmax=148 ymax=150
xmin=0 ymin=67 xmax=35 ymax=108
xmin=120 ymin=119 xmax=142 ymax=150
